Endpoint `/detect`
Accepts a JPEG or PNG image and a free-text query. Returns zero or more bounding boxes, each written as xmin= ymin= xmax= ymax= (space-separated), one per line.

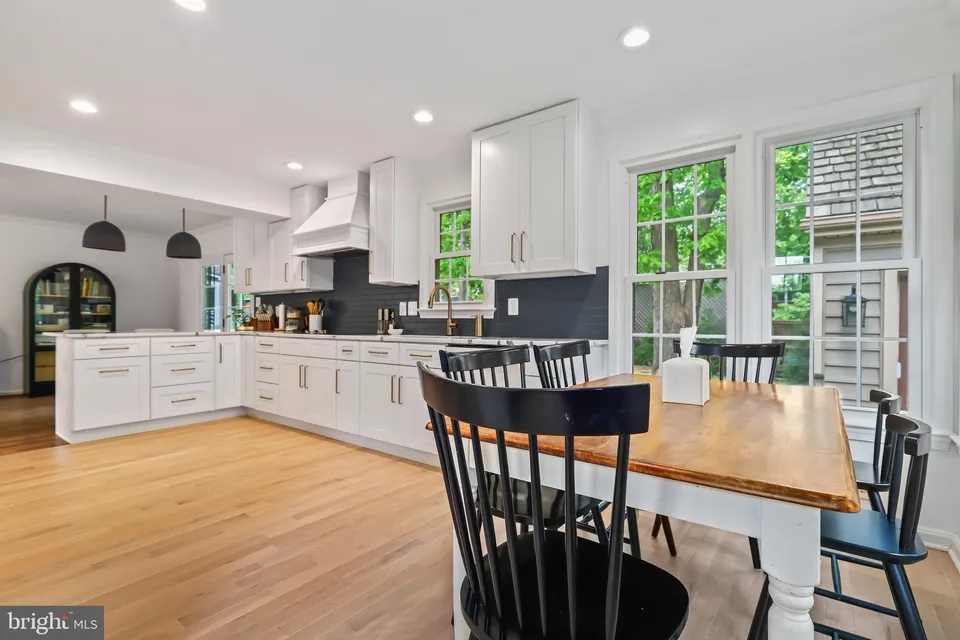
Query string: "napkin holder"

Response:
xmin=661 ymin=356 xmax=710 ymax=405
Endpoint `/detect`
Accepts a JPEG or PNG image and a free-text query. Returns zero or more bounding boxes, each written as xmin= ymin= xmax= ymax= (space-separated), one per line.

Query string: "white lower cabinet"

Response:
xmin=215 ymin=335 xmax=242 ymax=409
xmin=334 ymin=360 xmax=360 ymax=434
xmin=74 ymin=356 xmax=150 ymax=431
xmin=397 ymin=368 xmax=433 ymax=453
xmin=358 ymin=362 xmax=399 ymax=443
xmin=241 ymin=335 xmax=256 ymax=408
xmin=151 ymin=382 xmax=215 ymax=419
xmin=255 ymin=382 xmax=279 ymax=413
xmin=278 ymin=354 xmax=336 ymax=427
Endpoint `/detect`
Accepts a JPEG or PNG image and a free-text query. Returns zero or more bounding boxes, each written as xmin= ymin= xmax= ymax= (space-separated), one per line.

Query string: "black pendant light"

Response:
xmin=166 ymin=208 xmax=202 ymax=259
xmin=82 ymin=195 xmax=126 ymax=252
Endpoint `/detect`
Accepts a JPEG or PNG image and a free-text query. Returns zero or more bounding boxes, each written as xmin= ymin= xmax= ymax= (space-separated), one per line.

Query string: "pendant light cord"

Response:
xmin=182 ymin=208 xmax=186 ymax=231
xmin=103 ymin=194 xmax=108 ymax=221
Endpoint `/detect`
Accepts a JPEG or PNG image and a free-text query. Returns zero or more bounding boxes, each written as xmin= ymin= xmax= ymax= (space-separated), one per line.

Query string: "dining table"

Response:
xmin=443 ymin=373 xmax=860 ymax=640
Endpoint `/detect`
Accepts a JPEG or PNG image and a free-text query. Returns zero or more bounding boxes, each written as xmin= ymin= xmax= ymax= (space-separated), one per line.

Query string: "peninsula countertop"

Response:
xmin=48 ymin=331 xmax=608 ymax=346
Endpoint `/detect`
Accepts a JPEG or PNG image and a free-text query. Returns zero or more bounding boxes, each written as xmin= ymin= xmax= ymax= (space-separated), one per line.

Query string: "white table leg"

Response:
xmin=452 ymin=529 xmax=469 ymax=640
xmin=760 ymin=500 xmax=820 ymax=639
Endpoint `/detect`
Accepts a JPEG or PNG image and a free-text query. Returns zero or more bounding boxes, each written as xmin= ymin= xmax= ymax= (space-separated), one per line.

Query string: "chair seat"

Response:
xmin=853 ymin=460 xmax=889 ymax=491
xmin=821 ymin=508 xmax=928 ymax=564
xmin=481 ymin=473 xmax=602 ymax=528
xmin=461 ymin=530 xmax=689 ymax=640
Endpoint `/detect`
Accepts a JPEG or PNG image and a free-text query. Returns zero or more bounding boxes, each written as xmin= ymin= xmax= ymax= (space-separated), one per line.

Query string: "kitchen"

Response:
xmin=1 ymin=1 xmax=959 ymax=639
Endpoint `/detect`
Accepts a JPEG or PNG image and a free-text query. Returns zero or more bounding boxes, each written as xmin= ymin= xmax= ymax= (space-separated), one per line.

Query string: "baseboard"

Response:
xmin=61 ymin=408 xmax=246 ymax=444
xmin=918 ymin=526 xmax=960 ymax=576
xmin=0 ymin=390 xmax=24 ymax=397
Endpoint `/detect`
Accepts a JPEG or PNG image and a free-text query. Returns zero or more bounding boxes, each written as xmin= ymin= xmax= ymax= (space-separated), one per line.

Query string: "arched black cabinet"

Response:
xmin=24 ymin=263 xmax=116 ymax=397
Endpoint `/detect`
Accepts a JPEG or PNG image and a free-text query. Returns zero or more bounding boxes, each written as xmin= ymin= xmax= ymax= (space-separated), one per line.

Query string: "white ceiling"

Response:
xmin=0 ymin=163 xmax=230 ymax=235
xmin=0 ymin=0 xmax=950 ymax=190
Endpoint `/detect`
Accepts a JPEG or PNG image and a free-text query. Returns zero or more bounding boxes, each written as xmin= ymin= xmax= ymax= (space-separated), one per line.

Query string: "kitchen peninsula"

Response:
xmin=53 ymin=331 xmax=607 ymax=463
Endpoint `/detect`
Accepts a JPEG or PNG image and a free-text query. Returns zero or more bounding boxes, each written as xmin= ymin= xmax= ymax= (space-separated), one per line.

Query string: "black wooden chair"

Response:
xmin=533 ymin=340 xmax=678 ymax=558
xmin=419 ymin=361 xmax=689 ymax=640
xmin=671 ymin=340 xmax=786 ymax=569
xmin=439 ymin=346 xmax=608 ymax=539
xmin=748 ymin=414 xmax=933 ymax=640
xmin=855 ymin=389 xmax=902 ymax=514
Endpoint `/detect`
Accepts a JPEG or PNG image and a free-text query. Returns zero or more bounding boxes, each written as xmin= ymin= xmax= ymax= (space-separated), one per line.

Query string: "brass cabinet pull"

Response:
xmin=409 ymin=352 xmax=433 ymax=358
xmin=99 ymin=368 xmax=129 ymax=374
xmin=171 ymin=367 xmax=196 ymax=372
xmin=520 ymin=231 xmax=527 ymax=262
xmin=260 ymin=343 xmax=274 ymax=348
xmin=369 ymin=350 xmax=390 ymax=355
xmin=510 ymin=233 xmax=516 ymax=263
xmin=171 ymin=397 xmax=197 ymax=404
xmin=368 ymin=250 xmax=373 ymax=275
xmin=284 ymin=262 xmax=289 ymax=283
xmin=99 ymin=346 xmax=129 ymax=351
xmin=335 ymin=369 xmax=340 ymax=394
xmin=219 ymin=343 xmax=223 ymax=364
xmin=390 ymin=375 xmax=396 ymax=403
xmin=301 ymin=261 xmax=305 ymax=282
xmin=398 ymin=376 xmax=403 ymax=405
xmin=247 ymin=268 xmax=251 ymax=286
xmin=171 ymin=344 xmax=197 ymax=348
xmin=303 ymin=365 xmax=308 ymax=389
xmin=341 ymin=348 xmax=354 ymax=353
xmin=260 ymin=365 xmax=274 ymax=371
xmin=259 ymin=394 xmax=273 ymax=401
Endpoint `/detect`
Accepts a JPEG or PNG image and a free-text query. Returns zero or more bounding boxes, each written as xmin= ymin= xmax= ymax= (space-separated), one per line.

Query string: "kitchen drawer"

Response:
xmin=73 ymin=356 xmax=150 ymax=430
xmin=151 ymin=353 xmax=214 ymax=388
xmin=256 ymin=353 xmax=280 ymax=384
xmin=360 ymin=342 xmax=399 ymax=364
xmin=399 ymin=344 xmax=440 ymax=368
xmin=151 ymin=382 xmax=215 ymax=419
xmin=74 ymin=338 xmax=150 ymax=360
xmin=280 ymin=339 xmax=337 ymax=360
xmin=256 ymin=336 xmax=281 ymax=353
xmin=255 ymin=383 xmax=279 ymax=413
xmin=151 ymin=336 xmax=213 ymax=356
xmin=336 ymin=340 xmax=360 ymax=361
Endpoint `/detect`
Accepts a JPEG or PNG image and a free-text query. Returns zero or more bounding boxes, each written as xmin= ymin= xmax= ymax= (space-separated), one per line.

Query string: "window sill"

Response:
xmin=418 ymin=306 xmax=496 ymax=320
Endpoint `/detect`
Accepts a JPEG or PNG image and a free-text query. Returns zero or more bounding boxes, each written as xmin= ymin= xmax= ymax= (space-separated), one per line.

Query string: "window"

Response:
xmin=631 ymin=155 xmax=732 ymax=374
xmin=434 ymin=207 xmax=483 ymax=302
xmin=202 ymin=256 xmax=252 ymax=331
xmin=766 ymin=117 xmax=918 ymax=412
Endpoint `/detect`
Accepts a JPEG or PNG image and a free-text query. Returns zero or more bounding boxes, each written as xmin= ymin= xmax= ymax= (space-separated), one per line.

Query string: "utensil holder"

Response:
xmin=308 ymin=315 xmax=322 ymax=333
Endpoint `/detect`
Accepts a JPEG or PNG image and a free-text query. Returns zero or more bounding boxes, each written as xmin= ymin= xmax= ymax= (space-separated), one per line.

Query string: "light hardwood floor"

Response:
xmin=0 ymin=415 xmax=957 ymax=639
xmin=0 ymin=395 xmax=64 ymax=455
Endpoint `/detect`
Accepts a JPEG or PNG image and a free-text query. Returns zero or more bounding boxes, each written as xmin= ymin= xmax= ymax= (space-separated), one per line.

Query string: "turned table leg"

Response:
xmin=760 ymin=500 xmax=820 ymax=639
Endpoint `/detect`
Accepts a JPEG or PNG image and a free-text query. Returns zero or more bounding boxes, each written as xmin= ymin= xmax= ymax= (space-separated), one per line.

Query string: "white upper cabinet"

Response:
xmin=368 ymin=157 xmax=419 ymax=285
xmin=471 ymin=100 xmax=596 ymax=279
xmin=264 ymin=186 xmax=335 ymax=293
xmin=234 ymin=218 xmax=269 ymax=294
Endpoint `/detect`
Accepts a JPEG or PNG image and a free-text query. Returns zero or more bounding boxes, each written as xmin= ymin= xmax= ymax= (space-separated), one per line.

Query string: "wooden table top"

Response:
xmin=433 ymin=374 xmax=860 ymax=513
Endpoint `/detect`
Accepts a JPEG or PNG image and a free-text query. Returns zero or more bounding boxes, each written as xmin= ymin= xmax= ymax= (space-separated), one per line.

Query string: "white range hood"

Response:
xmin=291 ymin=172 xmax=370 ymax=256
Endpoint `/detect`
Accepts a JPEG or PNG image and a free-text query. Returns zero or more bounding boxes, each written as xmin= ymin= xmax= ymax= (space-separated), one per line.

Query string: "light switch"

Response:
xmin=408 ymin=300 xmax=418 ymax=315
xmin=399 ymin=301 xmax=408 ymax=316
xmin=508 ymin=298 xmax=519 ymax=316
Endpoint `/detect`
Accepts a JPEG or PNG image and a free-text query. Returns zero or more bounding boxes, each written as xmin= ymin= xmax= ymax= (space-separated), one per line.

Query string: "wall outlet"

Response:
xmin=408 ymin=300 xmax=418 ymax=315
xmin=399 ymin=301 xmax=407 ymax=316
xmin=508 ymin=298 xmax=519 ymax=316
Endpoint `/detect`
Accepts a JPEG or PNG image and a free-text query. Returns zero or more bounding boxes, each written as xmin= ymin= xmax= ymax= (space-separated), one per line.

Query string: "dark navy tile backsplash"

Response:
xmin=260 ymin=254 xmax=607 ymax=339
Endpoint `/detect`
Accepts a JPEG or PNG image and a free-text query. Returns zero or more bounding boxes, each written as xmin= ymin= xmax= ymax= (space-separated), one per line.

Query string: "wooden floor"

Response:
xmin=0 ymin=394 xmax=65 ymax=455
xmin=0 ymin=414 xmax=957 ymax=639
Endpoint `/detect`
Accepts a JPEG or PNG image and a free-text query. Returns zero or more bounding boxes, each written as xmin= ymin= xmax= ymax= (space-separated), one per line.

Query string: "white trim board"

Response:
xmin=919 ymin=527 xmax=960 ymax=577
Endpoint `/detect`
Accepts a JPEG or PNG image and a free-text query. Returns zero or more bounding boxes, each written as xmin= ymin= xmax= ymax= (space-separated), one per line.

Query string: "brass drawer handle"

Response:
xmin=259 ymin=395 xmax=274 ymax=401
xmin=259 ymin=366 xmax=274 ymax=371
xmin=99 ymin=368 xmax=129 ymax=374
xmin=171 ymin=344 xmax=197 ymax=348
xmin=171 ymin=367 xmax=196 ymax=372
xmin=390 ymin=375 xmax=396 ymax=403
xmin=335 ymin=369 xmax=340 ymax=394
xmin=171 ymin=397 xmax=197 ymax=404
xmin=98 ymin=346 xmax=129 ymax=351
xmin=398 ymin=376 xmax=403 ymax=405
xmin=369 ymin=350 xmax=390 ymax=355
xmin=409 ymin=353 xmax=433 ymax=358
xmin=260 ymin=343 xmax=274 ymax=348
xmin=341 ymin=348 xmax=354 ymax=353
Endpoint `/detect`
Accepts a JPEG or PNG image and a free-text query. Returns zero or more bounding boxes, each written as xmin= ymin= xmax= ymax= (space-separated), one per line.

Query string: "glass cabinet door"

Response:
xmin=78 ymin=266 xmax=114 ymax=331
xmin=33 ymin=266 xmax=72 ymax=347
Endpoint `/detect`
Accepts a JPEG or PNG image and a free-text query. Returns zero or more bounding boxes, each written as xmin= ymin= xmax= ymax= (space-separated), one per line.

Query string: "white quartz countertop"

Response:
xmin=48 ymin=331 xmax=607 ymax=346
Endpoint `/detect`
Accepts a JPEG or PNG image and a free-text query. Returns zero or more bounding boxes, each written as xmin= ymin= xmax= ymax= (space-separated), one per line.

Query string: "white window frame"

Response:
xmin=624 ymin=147 xmax=736 ymax=372
xmin=761 ymin=115 xmax=921 ymax=426
xmin=418 ymin=195 xmax=496 ymax=319
xmin=201 ymin=253 xmax=251 ymax=332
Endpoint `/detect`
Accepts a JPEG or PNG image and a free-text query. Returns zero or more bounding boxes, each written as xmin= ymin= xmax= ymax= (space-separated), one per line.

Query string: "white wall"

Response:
xmin=0 ymin=214 xmax=178 ymax=394
xmin=177 ymin=219 xmax=237 ymax=333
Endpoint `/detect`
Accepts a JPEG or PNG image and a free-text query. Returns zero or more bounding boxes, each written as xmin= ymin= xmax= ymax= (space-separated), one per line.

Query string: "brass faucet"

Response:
xmin=427 ymin=284 xmax=457 ymax=336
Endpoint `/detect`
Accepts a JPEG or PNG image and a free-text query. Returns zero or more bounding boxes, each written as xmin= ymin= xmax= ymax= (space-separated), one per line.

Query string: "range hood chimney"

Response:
xmin=291 ymin=172 xmax=370 ymax=256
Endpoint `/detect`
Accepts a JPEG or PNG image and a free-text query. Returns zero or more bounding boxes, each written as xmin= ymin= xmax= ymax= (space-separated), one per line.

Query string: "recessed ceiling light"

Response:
xmin=70 ymin=99 xmax=98 ymax=114
xmin=286 ymin=162 xmax=303 ymax=170
xmin=174 ymin=0 xmax=207 ymax=12
xmin=620 ymin=26 xmax=651 ymax=48
xmin=413 ymin=110 xmax=434 ymax=124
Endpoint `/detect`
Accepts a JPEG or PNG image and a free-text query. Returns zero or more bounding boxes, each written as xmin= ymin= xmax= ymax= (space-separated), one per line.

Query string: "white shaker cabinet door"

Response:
xmin=278 ymin=355 xmax=305 ymax=421
xmin=241 ymin=336 xmax=257 ymax=408
xmin=74 ymin=357 xmax=150 ymax=431
xmin=368 ymin=157 xmax=395 ymax=284
xmin=358 ymin=362 xmax=398 ymax=443
xmin=334 ymin=360 xmax=360 ymax=434
xmin=302 ymin=358 xmax=337 ymax=429
xmin=471 ymin=125 xmax=525 ymax=277
xmin=214 ymin=335 xmax=242 ymax=409
xmin=397 ymin=368 xmax=434 ymax=453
